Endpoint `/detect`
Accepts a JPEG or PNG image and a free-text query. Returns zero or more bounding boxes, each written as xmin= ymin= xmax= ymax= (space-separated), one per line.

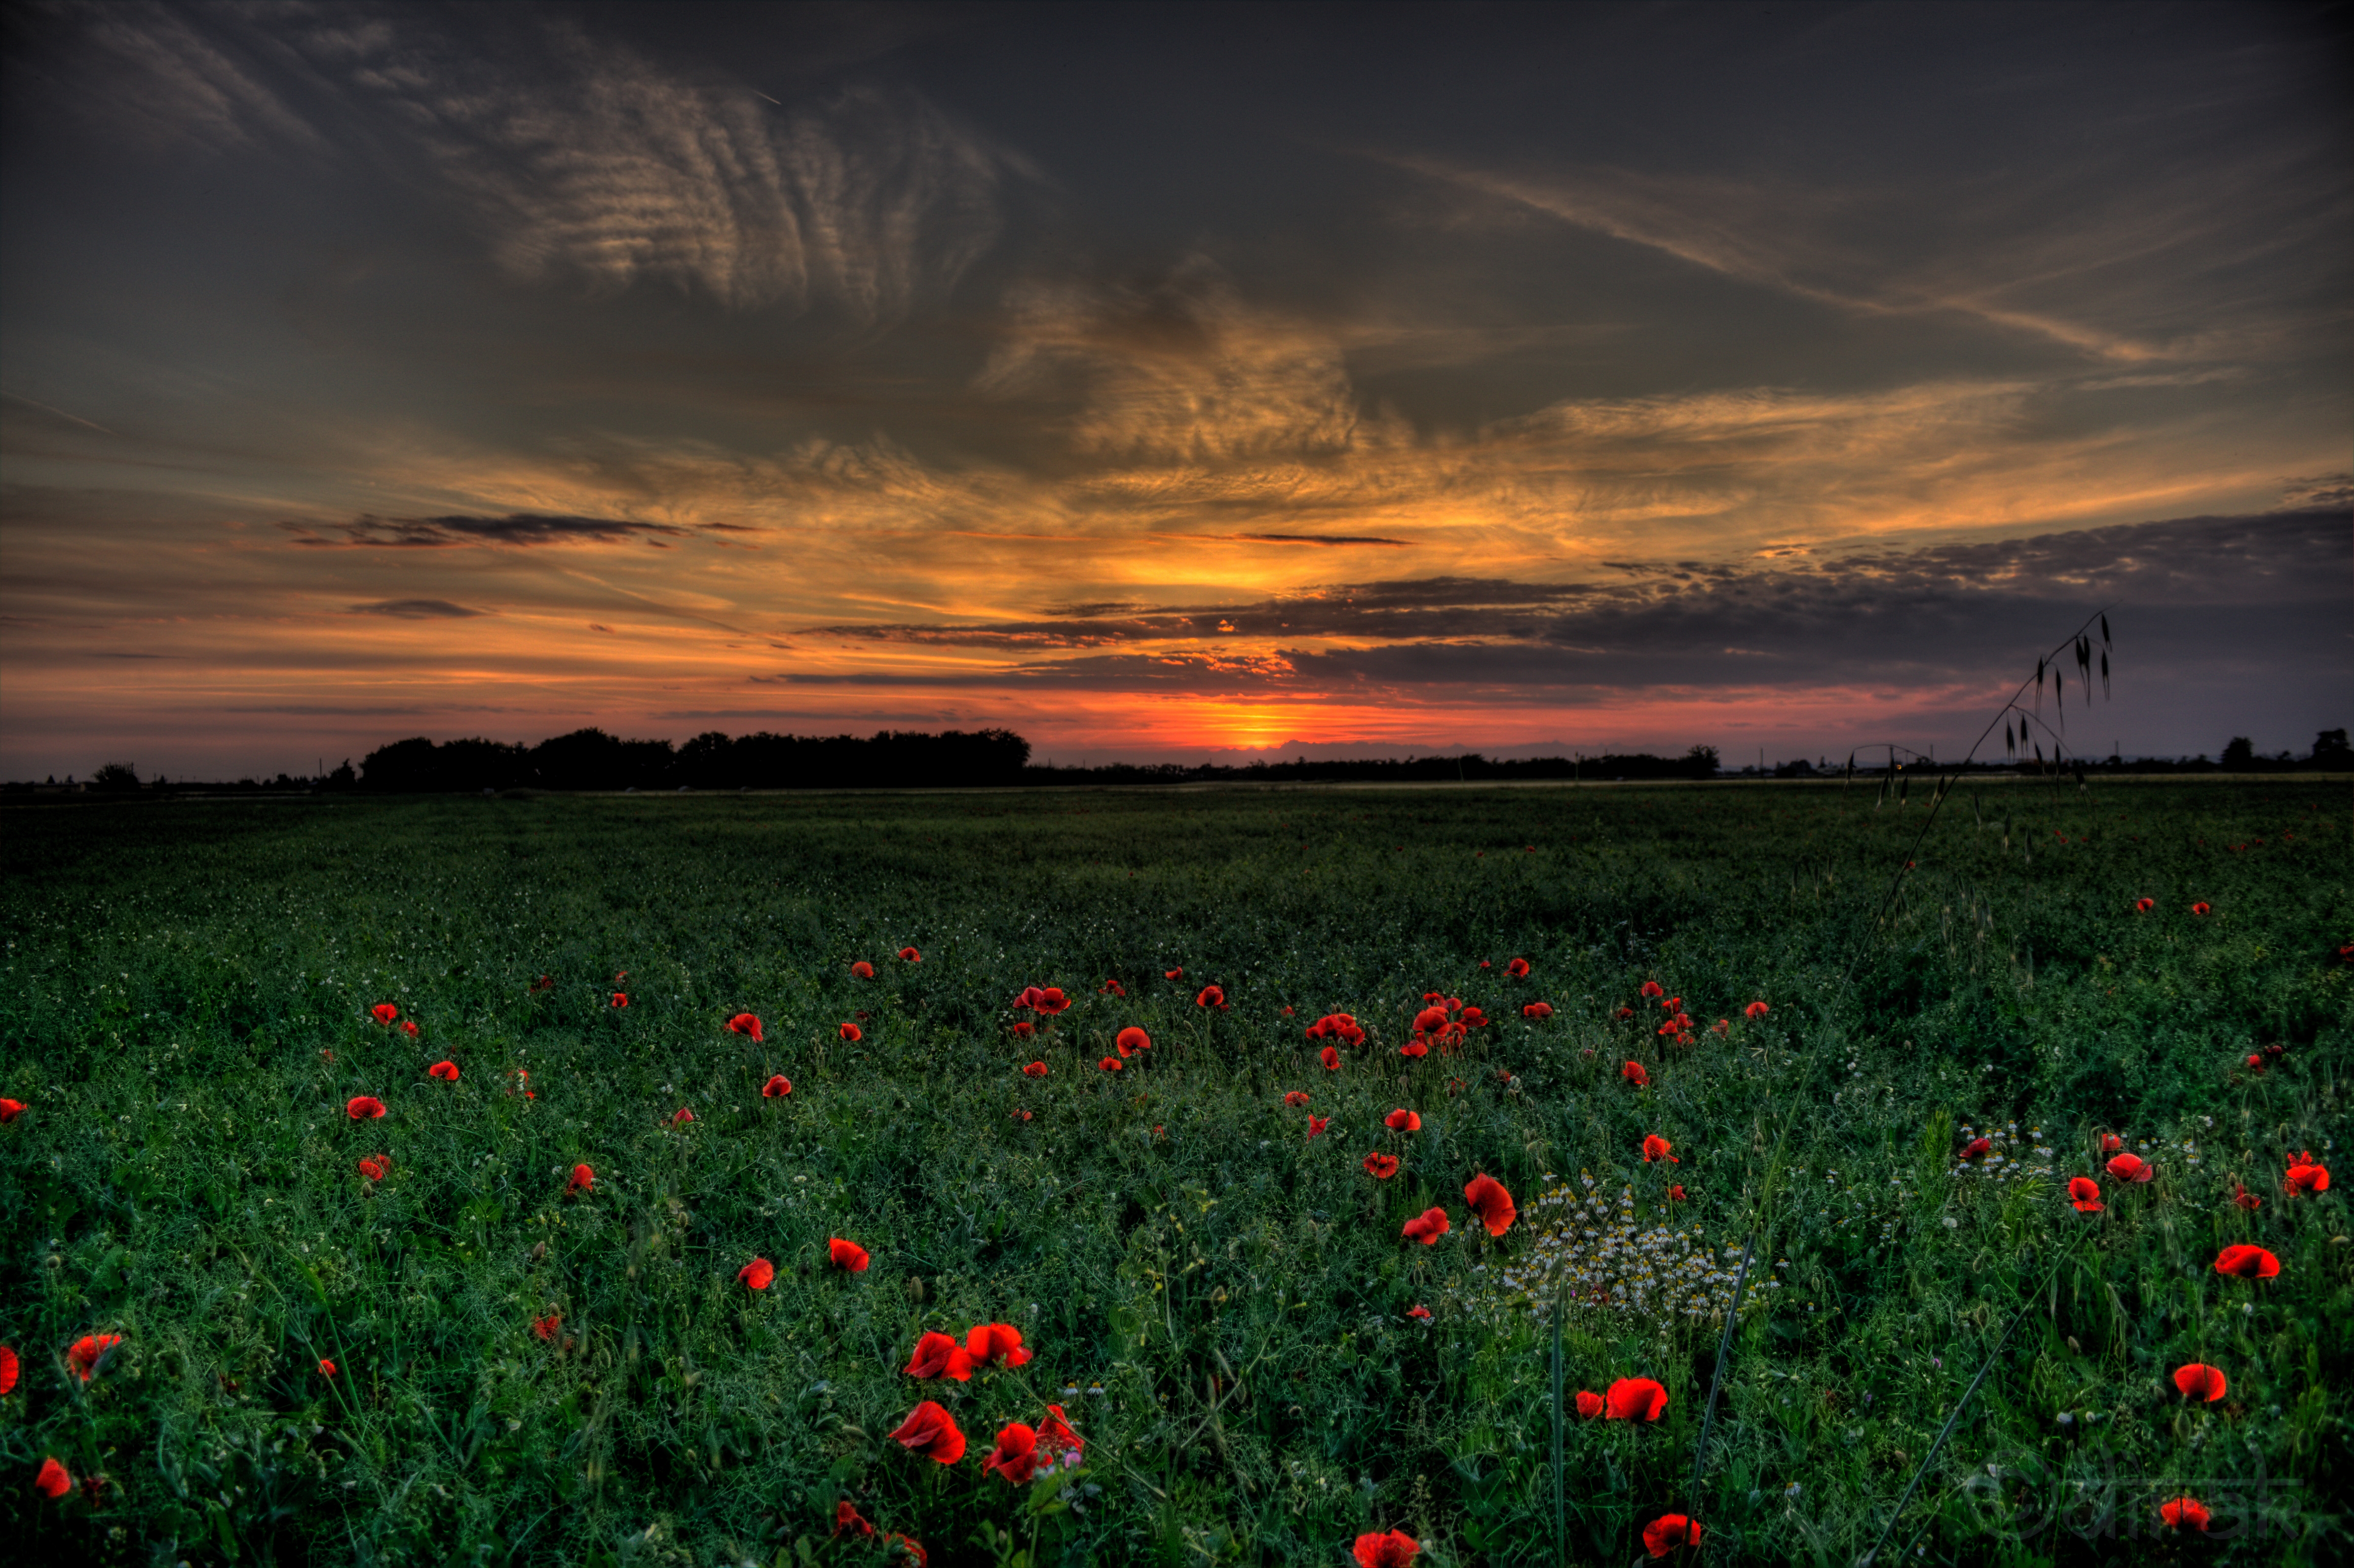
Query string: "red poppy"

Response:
xmin=1402 ymin=1207 xmax=1450 ymax=1245
xmin=762 ymin=1074 xmax=793 ymax=1097
xmin=2285 ymin=1156 xmax=2330 ymax=1194
xmin=1744 ymin=1000 xmax=1770 ymax=1019
xmin=1505 ymin=958 xmax=1531 ymax=978
xmin=1011 ymin=1021 xmax=1035 ymax=1038
xmin=1284 ymin=1090 xmax=1310 ymax=1108
xmin=358 ymin=1155 xmax=388 ymax=1182
xmin=1459 ymin=1005 xmax=1485 ymax=1027
xmin=1615 ymin=1005 xmax=1634 ymax=1020
xmin=2099 ymin=1132 xmax=2123 ymax=1153
xmin=562 ymin=1163 xmax=593 ymax=1194
xmin=347 ymin=1095 xmax=386 ymax=1120
xmin=1959 ymin=1137 xmax=1991 ymax=1160
xmin=1641 ymin=1135 xmax=1678 ymax=1164
xmin=831 ymin=1238 xmax=871 ymax=1271
xmin=833 ymin=1499 xmax=876 ymax=1540
xmin=2172 ymin=1362 xmax=2226 ymax=1402
xmin=2159 ymin=1497 xmax=2211 ymax=1531
xmin=1406 ymin=1304 xmax=1431 ymax=1321
xmin=966 ymin=1323 xmax=1032 ymax=1369
xmin=888 ymin=1400 xmax=967 ymax=1464
xmin=428 ymin=1060 xmax=459 ymax=1081
xmin=1642 ymin=1514 xmax=1702 ymax=1558
xmin=739 ymin=1258 xmax=776 ymax=1291
xmin=1321 ymin=1045 xmax=1342 ymax=1071
xmin=1116 ymin=1026 xmax=1152 ymax=1055
xmin=533 ymin=1313 xmax=561 ymax=1341
xmin=727 ymin=1013 xmax=763 ymax=1040
xmin=904 ymin=1331 xmax=975 ymax=1381
xmin=1036 ymin=988 xmax=1070 ymax=1015
xmin=1663 ymin=996 xmax=1681 ymax=1011
xmin=67 ymin=1334 xmax=122 ymax=1382
xmin=2068 ymin=1177 xmax=2103 ymax=1212
xmin=1621 ymin=1061 xmax=1650 ymax=1087
xmin=401 ymin=1021 xmax=420 ymax=1039
xmin=1037 ymin=1402 xmax=1084 ymax=1460
xmin=1668 ymin=1184 xmax=1686 ymax=1201
xmin=2245 ymin=1053 xmax=2265 ymax=1072
xmin=1352 ymin=1531 xmax=1419 ymax=1568
xmin=1462 ymin=1173 xmax=1516 ymax=1235
xmin=1520 ymin=1001 xmax=1555 ymax=1021
xmin=1102 ymin=979 xmax=1127 ymax=997
xmin=671 ymin=1107 xmax=695 ymax=1126
xmin=1385 ymin=1108 xmax=1422 ymax=1132
xmin=1188 ymin=985 xmax=1222 ymax=1010
xmin=1605 ymin=1376 xmax=1668 ymax=1421
xmin=2232 ymin=1181 xmax=2260 ymax=1211
xmin=371 ymin=1003 xmax=399 ymax=1025
xmin=1640 ymin=981 xmax=1664 ymax=999
xmin=1363 ymin=1152 xmax=1400 ymax=1179
xmin=35 ymin=1457 xmax=70 ymax=1499
xmin=1413 ymin=1006 xmax=1449 ymax=1034
xmin=1165 ymin=968 xmax=1183 ymax=980
xmin=0 ymin=1098 xmax=23 ymax=1122
xmin=531 ymin=974 xmax=554 ymax=993
xmin=2214 ymin=1244 xmax=2279 ymax=1278
xmin=2134 ymin=898 xmax=2154 ymax=913
xmin=1575 ymin=1389 xmax=1604 ymax=1419
xmin=2106 ymin=1152 xmax=2154 ymax=1184
xmin=839 ymin=1022 xmax=862 ymax=1042
xmin=1099 ymin=1056 xmax=1123 ymax=1071
xmin=1399 ymin=1040 xmax=1429 ymax=1059
xmin=900 ymin=947 xmax=922 ymax=962
xmin=1021 ymin=1061 xmax=1048 ymax=1079
xmin=1308 ymin=1115 xmax=1329 ymax=1137
xmin=982 ymin=1420 xmax=1041 ymax=1484
xmin=610 ymin=992 xmax=629 ymax=1008
xmin=851 ymin=960 xmax=875 ymax=979
xmin=0 ymin=1345 xmax=18 ymax=1396
xmin=2190 ymin=902 xmax=2210 ymax=916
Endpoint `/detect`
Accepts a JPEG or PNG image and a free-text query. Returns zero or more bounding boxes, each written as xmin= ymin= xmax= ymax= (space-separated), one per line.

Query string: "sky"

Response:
xmin=2 ymin=0 xmax=2348 ymax=780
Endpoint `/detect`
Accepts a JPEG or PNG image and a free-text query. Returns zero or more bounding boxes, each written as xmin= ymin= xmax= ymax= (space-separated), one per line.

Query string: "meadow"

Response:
xmin=0 ymin=778 xmax=2344 ymax=1567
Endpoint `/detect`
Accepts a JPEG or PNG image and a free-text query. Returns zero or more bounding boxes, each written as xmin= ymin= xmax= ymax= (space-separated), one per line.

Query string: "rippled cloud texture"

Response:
xmin=2 ymin=2 xmax=2346 ymax=775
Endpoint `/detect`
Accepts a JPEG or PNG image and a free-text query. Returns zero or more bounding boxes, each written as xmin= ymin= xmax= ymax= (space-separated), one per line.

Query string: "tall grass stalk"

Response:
xmin=1689 ymin=1232 xmax=1755 ymax=1496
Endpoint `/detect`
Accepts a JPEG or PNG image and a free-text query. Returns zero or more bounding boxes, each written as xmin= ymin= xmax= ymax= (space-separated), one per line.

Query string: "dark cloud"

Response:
xmin=1228 ymin=533 xmax=1411 ymax=547
xmin=287 ymin=514 xmax=693 ymax=548
xmin=348 ymin=599 xmax=490 ymax=618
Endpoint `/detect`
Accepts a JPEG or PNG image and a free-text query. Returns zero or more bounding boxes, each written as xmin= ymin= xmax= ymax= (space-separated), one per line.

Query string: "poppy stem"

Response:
xmin=1551 ymin=1281 xmax=1566 ymax=1568
xmin=1689 ymin=1231 xmax=1755 ymax=1498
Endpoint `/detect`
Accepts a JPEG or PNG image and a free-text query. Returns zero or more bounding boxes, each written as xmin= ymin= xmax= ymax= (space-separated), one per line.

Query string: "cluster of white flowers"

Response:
xmin=1443 ymin=1171 xmax=1780 ymax=1325
xmin=1947 ymin=1122 xmax=2059 ymax=1183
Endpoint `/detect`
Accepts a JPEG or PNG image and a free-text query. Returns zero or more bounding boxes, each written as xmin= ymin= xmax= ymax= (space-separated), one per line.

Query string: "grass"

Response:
xmin=0 ymin=778 xmax=2345 ymax=1566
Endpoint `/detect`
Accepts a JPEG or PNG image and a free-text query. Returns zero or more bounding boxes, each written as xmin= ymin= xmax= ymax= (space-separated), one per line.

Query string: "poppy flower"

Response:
xmin=358 ymin=1155 xmax=388 ymax=1182
xmin=2232 ymin=1181 xmax=2260 ymax=1211
xmin=966 ymin=1323 xmax=1031 ymax=1369
xmin=1406 ymin=1304 xmax=1432 ymax=1321
xmin=35 ymin=1457 xmax=70 ymax=1499
xmin=2099 ymin=1132 xmax=2123 ymax=1153
xmin=2106 ymin=1152 xmax=2154 ymax=1184
xmin=1642 ymin=1515 xmax=1701 ymax=1558
xmin=2285 ymin=1156 xmax=2329 ymax=1194
xmin=831 ymin=1238 xmax=870 ymax=1271
xmin=727 ymin=1013 xmax=763 ymax=1040
xmin=833 ymin=1500 xmax=876 ymax=1540
xmin=1011 ymin=1021 xmax=1035 ymax=1039
xmin=1615 ymin=1005 xmax=1634 ymax=1020
xmin=2191 ymin=902 xmax=2210 ymax=916
xmin=1640 ymin=981 xmax=1664 ymax=999
xmin=739 ymin=1258 xmax=776 ymax=1291
xmin=2068 ymin=1177 xmax=2103 ymax=1212
xmin=1621 ymin=1061 xmax=1650 ymax=1087
xmin=1505 ymin=958 xmax=1531 ymax=978
xmin=371 ymin=1003 xmax=399 ymax=1025
xmin=1196 ymin=986 xmax=1225 ymax=1009
xmin=1037 ymin=1403 xmax=1084 ymax=1460
xmin=1036 ymin=988 xmax=1070 ymax=1015
xmin=2134 ymin=898 xmax=2155 ymax=913
xmin=2159 ymin=1497 xmax=2211 ymax=1531
xmin=1022 ymin=1061 xmax=1048 ymax=1078
xmin=428 ymin=1060 xmax=459 ymax=1081
xmin=1744 ymin=1000 xmax=1770 ymax=1019
xmin=1099 ymin=1056 xmax=1123 ymax=1072
xmin=531 ymin=974 xmax=554 ymax=993
xmin=347 ymin=1095 xmax=386 ymax=1120
xmin=0 ymin=1098 xmax=23 ymax=1122
xmin=1462 ymin=1173 xmax=1516 ymax=1235
xmin=1320 ymin=1045 xmax=1342 ymax=1071
xmin=0 ymin=1345 xmax=17 ymax=1395
xmin=1284 ymin=1090 xmax=1310 ymax=1107
xmin=1641 ymin=1135 xmax=1678 ymax=1164
xmin=1352 ymin=1531 xmax=1419 ymax=1568
xmin=1165 ymin=968 xmax=1183 ymax=979
xmin=762 ymin=1074 xmax=793 ymax=1097
xmin=1102 ymin=979 xmax=1127 ymax=997
xmin=2172 ymin=1362 xmax=2227 ymax=1402
xmin=1459 ymin=1006 xmax=1485 ymax=1027
xmin=2214 ymin=1244 xmax=2279 ymax=1278
xmin=533 ymin=1313 xmax=561 ymax=1341
xmin=609 ymin=992 xmax=630 ymax=1009
xmin=67 ymin=1334 xmax=122 ymax=1382
xmin=1413 ymin=1006 xmax=1450 ymax=1034
xmin=1606 ymin=1377 xmax=1668 ymax=1421
xmin=565 ymin=1163 xmax=594 ymax=1193
xmin=1402 ymin=1207 xmax=1450 ymax=1245
xmin=401 ymin=1020 xmax=420 ymax=1038
xmin=851 ymin=961 xmax=874 ymax=979
xmin=1959 ymin=1137 xmax=1991 ymax=1160
xmin=1308 ymin=1115 xmax=1329 ymax=1137
xmin=1663 ymin=996 xmax=1681 ymax=1011
xmin=317 ymin=1357 xmax=337 ymax=1377
xmin=905 ymin=1331 xmax=975 ymax=1381
xmin=1116 ymin=1026 xmax=1152 ymax=1055
xmin=1399 ymin=1040 xmax=1429 ymax=1059
xmin=887 ymin=1400 xmax=967 ymax=1464
xmin=2245 ymin=1053 xmax=2266 ymax=1073
xmin=1521 ymin=1001 xmax=1555 ymax=1021
xmin=1385 ymin=1108 xmax=1422 ymax=1132
xmin=670 ymin=1107 xmax=695 ymax=1126
xmin=839 ymin=1022 xmax=861 ymax=1042
xmin=1575 ymin=1389 xmax=1604 ymax=1419
xmin=1668 ymin=1184 xmax=1686 ymax=1201
xmin=900 ymin=947 xmax=921 ymax=962
xmin=1363 ymin=1152 xmax=1400 ymax=1179
xmin=982 ymin=1420 xmax=1041 ymax=1484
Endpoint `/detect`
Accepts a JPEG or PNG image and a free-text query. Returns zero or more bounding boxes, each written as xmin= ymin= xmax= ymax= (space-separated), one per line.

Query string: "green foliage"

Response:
xmin=0 ymin=780 xmax=2345 ymax=1565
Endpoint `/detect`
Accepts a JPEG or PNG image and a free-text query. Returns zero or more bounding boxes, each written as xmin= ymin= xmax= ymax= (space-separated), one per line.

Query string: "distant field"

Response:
xmin=0 ymin=779 xmax=2345 ymax=1566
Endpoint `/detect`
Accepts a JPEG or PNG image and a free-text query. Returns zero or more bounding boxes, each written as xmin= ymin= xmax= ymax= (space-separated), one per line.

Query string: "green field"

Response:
xmin=0 ymin=780 xmax=2345 ymax=1566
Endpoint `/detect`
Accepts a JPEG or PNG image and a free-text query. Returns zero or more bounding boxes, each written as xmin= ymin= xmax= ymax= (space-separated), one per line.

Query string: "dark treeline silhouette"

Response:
xmin=1025 ymin=747 xmax=1723 ymax=786
xmin=358 ymin=728 xmax=1034 ymax=791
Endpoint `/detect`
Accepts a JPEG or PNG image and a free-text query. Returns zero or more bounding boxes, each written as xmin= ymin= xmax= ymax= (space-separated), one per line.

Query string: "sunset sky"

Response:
xmin=3 ymin=1 xmax=2347 ymax=779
